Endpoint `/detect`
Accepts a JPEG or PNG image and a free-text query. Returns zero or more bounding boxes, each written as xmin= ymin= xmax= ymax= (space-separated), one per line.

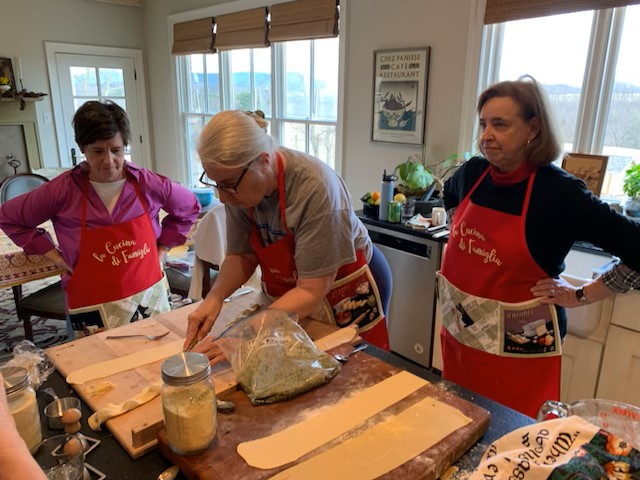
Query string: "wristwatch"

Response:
xmin=575 ymin=287 xmax=588 ymax=303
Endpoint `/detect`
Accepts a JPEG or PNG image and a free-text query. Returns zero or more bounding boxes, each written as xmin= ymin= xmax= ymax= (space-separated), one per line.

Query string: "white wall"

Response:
xmin=341 ymin=0 xmax=474 ymax=202
xmin=0 ymin=0 xmax=144 ymax=168
xmin=142 ymin=0 xmax=222 ymax=181
xmin=142 ymin=0 xmax=478 ymax=196
xmin=1 ymin=0 xmax=479 ymax=200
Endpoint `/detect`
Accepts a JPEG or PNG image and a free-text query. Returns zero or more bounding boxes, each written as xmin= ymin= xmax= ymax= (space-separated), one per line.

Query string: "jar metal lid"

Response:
xmin=0 ymin=366 xmax=31 ymax=395
xmin=161 ymin=352 xmax=211 ymax=386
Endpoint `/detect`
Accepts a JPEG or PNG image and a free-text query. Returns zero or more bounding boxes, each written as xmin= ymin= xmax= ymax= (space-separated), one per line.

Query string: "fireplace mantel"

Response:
xmin=0 ymin=98 xmax=44 ymax=174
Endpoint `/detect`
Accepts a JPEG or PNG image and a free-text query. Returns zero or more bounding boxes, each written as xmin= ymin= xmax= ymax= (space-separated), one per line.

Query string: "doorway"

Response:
xmin=45 ymin=42 xmax=150 ymax=169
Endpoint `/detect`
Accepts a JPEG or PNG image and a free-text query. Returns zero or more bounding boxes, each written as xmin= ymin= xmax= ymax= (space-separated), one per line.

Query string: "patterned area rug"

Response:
xmin=0 ymin=277 xmax=68 ymax=354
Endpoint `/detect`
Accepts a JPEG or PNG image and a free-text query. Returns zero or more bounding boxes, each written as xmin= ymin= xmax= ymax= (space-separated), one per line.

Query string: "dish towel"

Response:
xmin=470 ymin=415 xmax=640 ymax=479
xmin=188 ymin=203 xmax=227 ymax=300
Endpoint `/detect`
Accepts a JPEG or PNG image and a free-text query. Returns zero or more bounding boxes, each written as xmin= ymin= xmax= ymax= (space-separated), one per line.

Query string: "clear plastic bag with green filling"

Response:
xmin=217 ymin=308 xmax=341 ymax=405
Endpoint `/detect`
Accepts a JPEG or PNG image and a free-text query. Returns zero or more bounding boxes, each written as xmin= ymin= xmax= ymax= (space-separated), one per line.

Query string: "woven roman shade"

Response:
xmin=172 ymin=18 xmax=214 ymax=54
xmin=485 ymin=0 xmax=640 ymax=24
xmin=214 ymin=7 xmax=269 ymax=50
xmin=269 ymin=0 xmax=339 ymax=42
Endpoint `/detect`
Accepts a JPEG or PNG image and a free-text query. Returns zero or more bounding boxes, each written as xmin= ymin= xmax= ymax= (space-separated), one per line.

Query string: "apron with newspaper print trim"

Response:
xmin=249 ymin=154 xmax=389 ymax=350
xmin=439 ymin=167 xmax=561 ymax=417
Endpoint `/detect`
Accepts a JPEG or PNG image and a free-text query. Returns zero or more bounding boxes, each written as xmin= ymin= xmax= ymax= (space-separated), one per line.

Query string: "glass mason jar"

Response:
xmin=1 ymin=366 xmax=43 ymax=453
xmin=161 ymin=352 xmax=217 ymax=455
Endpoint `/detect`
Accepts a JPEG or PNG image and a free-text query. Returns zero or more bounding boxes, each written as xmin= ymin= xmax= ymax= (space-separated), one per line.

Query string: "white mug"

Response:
xmin=431 ymin=207 xmax=446 ymax=226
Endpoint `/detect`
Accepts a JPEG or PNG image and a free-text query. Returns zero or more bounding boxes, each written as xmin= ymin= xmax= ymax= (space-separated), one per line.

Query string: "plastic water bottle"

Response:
xmin=379 ymin=170 xmax=395 ymax=222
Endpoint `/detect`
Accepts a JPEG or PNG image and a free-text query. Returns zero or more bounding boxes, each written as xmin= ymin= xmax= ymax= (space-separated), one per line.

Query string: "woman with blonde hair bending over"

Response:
xmin=185 ymin=110 xmax=392 ymax=352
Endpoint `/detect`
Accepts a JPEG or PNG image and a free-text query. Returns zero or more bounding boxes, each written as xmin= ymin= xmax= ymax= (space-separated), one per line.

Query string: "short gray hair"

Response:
xmin=197 ymin=110 xmax=277 ymax=170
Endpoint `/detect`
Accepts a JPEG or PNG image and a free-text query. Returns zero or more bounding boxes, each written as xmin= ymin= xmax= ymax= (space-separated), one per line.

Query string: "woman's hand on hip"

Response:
xmin=183 ymin=296 xmax=223 ymax=351
xmin=531 ymin=276 xmax=579 ymax=307
xmin=43 ymin=248 xmax=73 ymax=273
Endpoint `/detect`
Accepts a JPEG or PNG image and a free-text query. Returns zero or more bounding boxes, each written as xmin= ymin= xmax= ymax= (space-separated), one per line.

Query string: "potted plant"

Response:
xmin=622 ymin=163 xmax=640 ymax=218
xmin=393 ymin=148 xmax=465 ymax=214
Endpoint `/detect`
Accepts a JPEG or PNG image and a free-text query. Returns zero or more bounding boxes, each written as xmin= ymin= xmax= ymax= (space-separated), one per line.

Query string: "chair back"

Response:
xmin=0 ymin=173 xmax=49 ymax=203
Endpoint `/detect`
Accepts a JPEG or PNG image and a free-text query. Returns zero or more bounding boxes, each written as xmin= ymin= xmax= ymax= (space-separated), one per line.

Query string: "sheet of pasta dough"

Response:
xmin=270 ymin=396 xmax=472 ymax=479
xmin=66 ymin=340 xmax=183 ymax=385
xmin=237 ymin=371 xmax=429 ymax=469
xmin=66 ymin=327 xmax=356 ymax=386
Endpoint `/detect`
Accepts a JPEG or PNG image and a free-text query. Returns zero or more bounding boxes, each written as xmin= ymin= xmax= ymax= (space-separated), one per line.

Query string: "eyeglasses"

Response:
xmin=199 ymin=160 xmax=253 ymax=195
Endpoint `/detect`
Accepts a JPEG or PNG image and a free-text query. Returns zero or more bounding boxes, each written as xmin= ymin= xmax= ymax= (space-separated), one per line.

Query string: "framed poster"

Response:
xmin=562 ymin=153 xmax=609 ymax=196
xmin=0 ymin=57 xmax=17 ymax=94
xmin=371 ymin=47 xmax=430 ymax=145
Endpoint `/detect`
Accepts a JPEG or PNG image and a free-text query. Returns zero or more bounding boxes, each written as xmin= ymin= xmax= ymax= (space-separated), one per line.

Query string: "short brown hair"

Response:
xmin=477 ymin=75 xmax=562 ymax=166
xmin=73 ymin=100 xmax=131 ymax=148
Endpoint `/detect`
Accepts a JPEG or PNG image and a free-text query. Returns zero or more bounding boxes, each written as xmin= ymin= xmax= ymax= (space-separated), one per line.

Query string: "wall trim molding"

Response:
xmin=92 ymin=0 xmax=144 ymax=7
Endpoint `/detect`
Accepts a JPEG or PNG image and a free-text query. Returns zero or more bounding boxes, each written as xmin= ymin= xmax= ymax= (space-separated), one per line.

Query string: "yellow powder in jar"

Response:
xmin=163 ymin=385 xmax=216 ymax=455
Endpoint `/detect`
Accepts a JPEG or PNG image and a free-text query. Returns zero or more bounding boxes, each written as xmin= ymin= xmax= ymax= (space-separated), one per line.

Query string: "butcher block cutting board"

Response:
xmin=45 ymin=291 xmax=339 ymax=459
xmin=157 ymin=348 xmax=491 ymax=480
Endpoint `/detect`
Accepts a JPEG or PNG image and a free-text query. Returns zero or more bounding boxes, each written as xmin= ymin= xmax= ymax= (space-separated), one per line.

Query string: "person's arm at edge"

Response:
xmin=533 ymin=172 xmax=640 ymax=306
xmin=533 ymin=262 xmax=639 ymax=307
xmin=0 ymin=372 xmax=46 ymax=480
xmin=0 ymin=180 xmax=60 ymax=255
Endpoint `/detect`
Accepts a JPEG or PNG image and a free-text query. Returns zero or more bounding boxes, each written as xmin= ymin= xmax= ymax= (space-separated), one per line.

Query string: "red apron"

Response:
xmin=439 ymin=167 xmax=561 ymax=418
xmin=66 ymin=176 xmax=163 ymax=309
xmin=249 ymin=154 xmax=389 ymax=350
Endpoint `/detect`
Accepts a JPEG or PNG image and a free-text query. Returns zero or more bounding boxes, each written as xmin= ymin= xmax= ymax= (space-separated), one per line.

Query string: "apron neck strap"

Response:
xmin=275 ymin=152 xmax=291 ymax=234
xmin=248 ymin=151 xmax=291 ymax=234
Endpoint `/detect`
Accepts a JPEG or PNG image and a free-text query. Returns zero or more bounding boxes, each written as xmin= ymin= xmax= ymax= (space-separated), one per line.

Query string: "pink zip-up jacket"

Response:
xmin=0 ymin=162 xmax=200 ymax=290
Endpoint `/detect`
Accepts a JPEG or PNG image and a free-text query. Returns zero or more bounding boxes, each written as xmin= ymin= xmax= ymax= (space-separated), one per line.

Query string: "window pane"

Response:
xmin=229 ymin=49 xmax=252 ymax=111
xmin=254 ymin=48 xmax=272 ymax=116
xmin=178 ymin=35 xmax=339 ymax=182
xmin=70 ymin=67 xmax=97 ymax=96
xmin=284 ymin=41 xmax=310 ymax=119
xmin=499 ymin=12 xmax=592 ymax=147
xmin=309 ymin=124 xmax=336 ymax=168
xmin=110 ymin=98 xmax=127 ymax=111
xmin=186 ymin=114 xmax=206 ymax=187
xmin=98 ymin=68 xmax=124 ymax=97
xmin=73 ymin=98 xmax=98 ymax=111
xmin=189 ymin=55 xmax=206 ymax=114
xmin=601 ymin=4 xmax=640 ymax=199
xmin=282 ymin=122 xmax=306 ymax=152
xmin=205 ymin=54 xmax=220 ymax=114
xmin=313 ymin=38 xmax=338 ymax=121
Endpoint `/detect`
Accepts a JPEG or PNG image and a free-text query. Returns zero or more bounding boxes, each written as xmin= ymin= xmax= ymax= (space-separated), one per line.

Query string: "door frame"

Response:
xmin=45 ymin=42 xmax=151 ymax=169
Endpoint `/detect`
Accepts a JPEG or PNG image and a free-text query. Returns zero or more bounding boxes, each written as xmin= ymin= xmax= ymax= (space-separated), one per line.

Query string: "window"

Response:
xmin=601 ymin=5 xmax=640 ymax=198
xmin=178 ymin=37 xmax=339 ymax=187
xmin=479 ymin=4 xmax=640 ymax=201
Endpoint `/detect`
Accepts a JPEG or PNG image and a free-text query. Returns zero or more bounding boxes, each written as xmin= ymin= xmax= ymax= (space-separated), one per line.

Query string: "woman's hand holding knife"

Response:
xmin=183 ymin=295 xmax=224 ymax=352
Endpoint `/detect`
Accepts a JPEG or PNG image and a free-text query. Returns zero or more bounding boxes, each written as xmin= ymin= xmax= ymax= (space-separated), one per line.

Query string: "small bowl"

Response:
xmin=414 ymin=199 xmax=442 ymax=216
xmin=362 ymin=203 xmax=379 ymax=219
xmin=191 ymin=187 xmax=214 ymax=207
xmin=44 ymin=397 xmax=82 ymax=430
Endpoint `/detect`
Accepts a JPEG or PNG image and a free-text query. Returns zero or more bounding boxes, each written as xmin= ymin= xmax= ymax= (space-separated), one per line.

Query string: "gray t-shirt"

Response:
xmin=225 ymin=148 xmax=372 ymax=278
